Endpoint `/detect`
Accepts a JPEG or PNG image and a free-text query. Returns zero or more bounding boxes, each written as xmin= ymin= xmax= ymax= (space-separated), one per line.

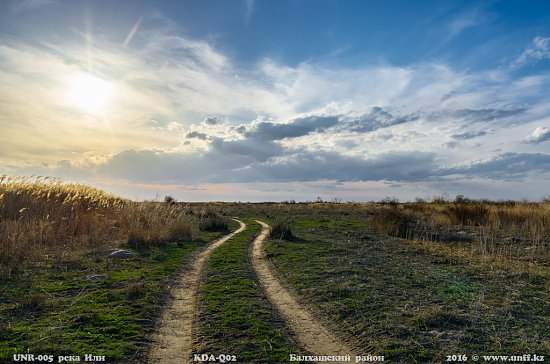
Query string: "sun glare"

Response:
xmin=65 ymin=73 xmax=115 ymax=116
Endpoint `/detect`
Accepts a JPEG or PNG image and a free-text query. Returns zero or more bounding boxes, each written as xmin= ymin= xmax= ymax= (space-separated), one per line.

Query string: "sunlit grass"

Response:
xmin=0 ymin=176 xmax=197 ymax=277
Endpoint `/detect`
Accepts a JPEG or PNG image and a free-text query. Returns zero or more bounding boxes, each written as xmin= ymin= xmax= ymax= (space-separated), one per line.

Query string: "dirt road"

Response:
xmin=147 ymin=219 xmax=246 ymax=364
xmin=250 ymin=220 xmax=356 ymax=363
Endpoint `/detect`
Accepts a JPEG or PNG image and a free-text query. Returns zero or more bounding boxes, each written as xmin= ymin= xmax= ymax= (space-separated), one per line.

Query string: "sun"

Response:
xmin=65 ymin=72 xmax=115 ymax=116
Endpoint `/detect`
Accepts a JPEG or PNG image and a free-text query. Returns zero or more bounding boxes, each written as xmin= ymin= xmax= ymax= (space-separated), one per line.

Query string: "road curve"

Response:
xmin=250 ymin=220 xmax=356 ymax=364
xmin=148 ymin=219 xmax=246 ymax=364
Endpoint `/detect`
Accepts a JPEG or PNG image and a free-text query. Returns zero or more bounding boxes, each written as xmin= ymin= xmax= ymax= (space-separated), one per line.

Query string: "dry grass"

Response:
xmin=395 ymin=196 xmax=550 ymax=263
xmin=269 ymin=219 xmax=294 ymax=240
xmin=0 ymin=176 xmax=196 ymax=277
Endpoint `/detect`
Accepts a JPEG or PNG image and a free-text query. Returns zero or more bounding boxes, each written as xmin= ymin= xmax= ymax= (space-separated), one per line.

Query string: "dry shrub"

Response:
xmin=199 ymin=216 xmax=228 ymax=232
xmin=444 ymin=196 xmax=489 ymax=226
xmin=270 ymin=219 xmax=294 ymax=240
xmin=167 ymin=221 xmax=193 ymax=242
xmin=370 ymin=208 xmax=414 ymax=238
xmin=197 ymin=207 xmax=228 ymax=231
xmin=414 ymin=307 xmax=469 ymax=330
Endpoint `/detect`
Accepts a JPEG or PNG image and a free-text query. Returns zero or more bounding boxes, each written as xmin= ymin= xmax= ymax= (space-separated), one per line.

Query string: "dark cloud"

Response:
xmin=344 ymin=107 xmax=420 ymax=133
xmin=245 ymin=115 xmax=339 ymax=140
xmin=451 ymin=130 xmax=488 ymax=140
xmin=186 ymin=131 xmax=208 ymax=140
xmin=445 ymin=153 xmax=550 ymax=180
xmin=202 ymin=116 xmax=224 ymax=125
xmin=247 ymin=150 xmax=436 ymax=182
xmin=210 ymin=137 xmax=283 ymax=162
xmin=230 ymin=125 xmax=247 ymax=134
xmin=96 ymin=144 xmax=437 ymax=185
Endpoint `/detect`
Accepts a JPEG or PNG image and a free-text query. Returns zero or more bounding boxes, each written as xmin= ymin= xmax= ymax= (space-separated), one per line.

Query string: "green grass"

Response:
xmin=0 ymin=229 xmax=226 ymax=363
xmin=260 ymin=210 xmax=550 ymax=363
xmin=197 ymin=220 xmax=304 ymax=363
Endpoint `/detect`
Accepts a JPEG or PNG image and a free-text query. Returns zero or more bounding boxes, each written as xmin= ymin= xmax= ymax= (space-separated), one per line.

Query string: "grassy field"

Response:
xmin=0 ymin=228 xmax=231 ymax=362
xmin=226 ymin=202 xmax=550 ymax=362
xmin=2 ymin=178 xmax=549 ymax=363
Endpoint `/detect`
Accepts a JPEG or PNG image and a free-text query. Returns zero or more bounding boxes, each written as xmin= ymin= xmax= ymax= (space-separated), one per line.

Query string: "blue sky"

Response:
xmin=0 ymin=0 xmax=549 ymax=201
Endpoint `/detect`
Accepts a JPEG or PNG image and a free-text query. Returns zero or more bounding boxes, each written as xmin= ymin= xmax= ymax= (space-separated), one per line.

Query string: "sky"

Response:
xmin=0 ymin=0 xmax=549 ymax=202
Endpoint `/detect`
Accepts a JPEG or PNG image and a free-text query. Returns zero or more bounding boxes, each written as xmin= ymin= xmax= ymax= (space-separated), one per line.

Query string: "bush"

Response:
xmin=167 ymin=221 xmax=193 ymax=242
xmin=445 ymin=195 xmax=489 ymax=226
xmin=380 ymin=196 xmax=399 ymax=208
xmin=270 ymin=219 xmax=294 ymax=240
xmin=127 ymin=231 xmax=148 ymax=249
xmin=164 ymin=195 xmax=177 ymax=205
xmin=370 ymin=208 xmax=413 ymax=238
xmin=199 ymin=216 xmax=228 ymax=232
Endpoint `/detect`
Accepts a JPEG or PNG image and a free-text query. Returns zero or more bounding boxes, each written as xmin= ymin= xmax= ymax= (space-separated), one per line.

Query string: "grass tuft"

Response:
xmin=269 ymin=219 xmax=294 ymax=240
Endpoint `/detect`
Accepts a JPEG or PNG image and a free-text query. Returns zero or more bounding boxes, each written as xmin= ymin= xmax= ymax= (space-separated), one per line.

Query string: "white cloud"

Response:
xmin=524 ymin=126 xmax=550 ymax=144
xmin=448 ymin=8 xmax=493 ymax=36
xmin=514 ymin=36 xmax=550 ymax=66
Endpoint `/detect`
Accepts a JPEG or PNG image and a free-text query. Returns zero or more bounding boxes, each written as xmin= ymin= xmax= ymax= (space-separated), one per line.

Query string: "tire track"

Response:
xmin=148 ymin=219 xmax=246 ymax=364
xmin=251 ymin=220 xmax=356 ymax=364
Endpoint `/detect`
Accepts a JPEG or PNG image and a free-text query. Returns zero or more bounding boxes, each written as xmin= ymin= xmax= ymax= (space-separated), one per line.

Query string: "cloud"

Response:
xmin=186 ymin=131 xmax=208 ymax=140
xmin=10 ymin=0 xmax=57 ymax=14
xmin=450 ymin=130 xmax=488 ymax=140
xmin=91 ymin=146 xmax=437 ymax=185
xmin=515 ymin=36 xmax=550 ymax=66
xmin=523 ymin=126 xmax=550 ymax=144
xmin=245 ymin=115 xmax=340 ymax=140
xmin=446 ymin=153 xmax=550 ymax=180
xmin=341 ymin=107 xmax=420 ymax=133
xmin=448 ymin=8 xmax=493 ymax=36
xmin=203 ymin=116 xmax=225 ymax=125
xmin=450 ymin=107 xmax=526 ymax=122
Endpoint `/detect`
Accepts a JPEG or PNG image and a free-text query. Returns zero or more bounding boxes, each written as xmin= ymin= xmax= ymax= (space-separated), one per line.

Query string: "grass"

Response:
xmin=0 ymin=176 xmax=233 ymax=362
xmin=0 ymin=230 xmax=228 ymax=362
xmin=197 ymin=220 xmax=304 ymax=363
xmin=3 ymin=177 xmax=550 ymax=362
xmin=258 ymin=205 xmax=550 ymax=363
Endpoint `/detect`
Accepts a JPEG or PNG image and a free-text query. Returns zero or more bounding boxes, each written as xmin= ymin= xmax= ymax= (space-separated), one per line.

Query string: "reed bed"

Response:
xmin=0 ymin=176 xmax=196 ymax=277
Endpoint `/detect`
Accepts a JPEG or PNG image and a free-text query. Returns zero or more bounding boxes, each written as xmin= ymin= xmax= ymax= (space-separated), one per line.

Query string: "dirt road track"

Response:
xmin=251 ymin=220 xmax=356 ymax=364
xmin=147 ymin=219 xmax=246 ymax=364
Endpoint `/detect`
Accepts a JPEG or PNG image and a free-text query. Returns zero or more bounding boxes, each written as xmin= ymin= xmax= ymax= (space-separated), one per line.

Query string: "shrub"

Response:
xmin=370 ymin=208 xmax=413 ymax=238
xmin=167 ymin=221 xmax=193 ymax=242
xmin=199 ymin=216 xmax=228 ymax=231
xmin=270 ymin=219 xmax=294 ymax=240
xmin=445 ymin=195 xmax=489 ymax=226
xmin=164 ymin=195 xmax=177 ymax=205
xmin=380 ymin=196 xmax=399 ymax=208
xmin=127 ymin=231 xmax=150 ymax=249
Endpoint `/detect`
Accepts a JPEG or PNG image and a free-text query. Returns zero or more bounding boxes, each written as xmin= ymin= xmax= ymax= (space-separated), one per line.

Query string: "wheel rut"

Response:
xmin=250 ymin=220 xmax=357 ymax=364
xmin=147 ymin=219 xmax=246 ymax=364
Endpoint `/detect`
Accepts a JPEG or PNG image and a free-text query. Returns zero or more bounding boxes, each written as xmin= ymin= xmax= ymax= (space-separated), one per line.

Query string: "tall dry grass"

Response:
xmin=371 ymin=196 xmax=550 ymax=263
xmin=0 ymin=176 xmax=195 ymax=277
